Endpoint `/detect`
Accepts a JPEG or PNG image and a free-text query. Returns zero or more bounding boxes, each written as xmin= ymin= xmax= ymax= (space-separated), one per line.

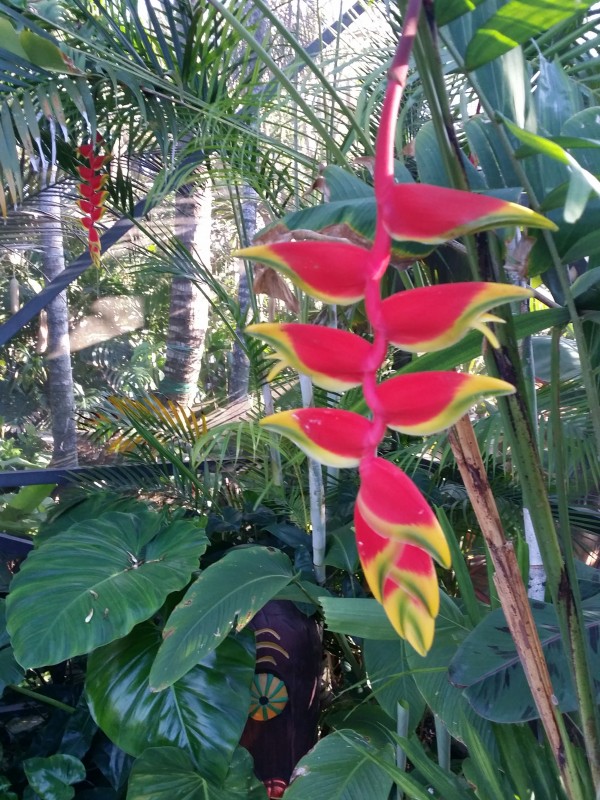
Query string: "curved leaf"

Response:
xmin=150 ymin=546 xmax=294 ymax=690
xmin=405 ymin=594 xmax=496 ymax=750
xmin=6 ymin=512 xmax=208 ymax=669
xmin=126 ymin=746 xmax=267 ymax=800
xmin=465 ymin=1 xmax=585 ymax=71
xmin=86 ymin=624 xmax=254 ymax=783
xmin=283 ymin=730 xmax=394 ymax=800
xmin=23 ymin=754 xmax=85 ymax=800
xmin=0 ymin=599 xmax=23 ymax=694
xmin=449 ymin=598 xmax=600 ymax=722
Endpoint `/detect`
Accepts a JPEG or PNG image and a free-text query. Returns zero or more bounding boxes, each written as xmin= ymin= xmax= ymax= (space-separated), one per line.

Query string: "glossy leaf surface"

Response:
xmin=283 ymin=730 xmax=394 ymax=800
xmin=150 ymin=547 xmax=294 ymax=690
xmin=23 ymin=754 xmax=85 ymax=800
xmin=126 ymin=746 xmax=268 ymax=800
xmin=465 ymin=1 xmax=587 ymax=71
xmin=6 ymin=512 xmax=208 ymax=669
xmin=86 ymin=625 xmax=254 ymax=783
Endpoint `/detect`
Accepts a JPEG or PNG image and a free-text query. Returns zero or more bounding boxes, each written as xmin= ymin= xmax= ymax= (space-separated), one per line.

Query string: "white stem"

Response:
xmin=299 ymin=374 xmax=326 ymax=584
xmin=262 ymin=382 xmax=282 ymax=487
xmin=524 ymin=507 xmax=546 ymax=600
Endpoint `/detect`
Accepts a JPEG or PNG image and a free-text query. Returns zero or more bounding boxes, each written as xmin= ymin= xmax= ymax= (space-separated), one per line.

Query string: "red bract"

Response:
xmin=246 ymin=323 xmax=372 ymax=391
xmin=234 ymin=242 xmax=370 ymax=305
xmin=380 ymin=182 xmax=557 ymax=244
xmin=375 ymin=371 xmax=515 ymax=434
xmin=356 ymin=457 xmax=451 ymax=569
xmin=238 ymin=3 xmax=558 ymax=657
xmin=381 ymin=282 xmax=531 ymax=352
xmin=260 ymin=408 xmax=374 ymax=468
xmin=76 ymin=136 xmax=109 ymax=266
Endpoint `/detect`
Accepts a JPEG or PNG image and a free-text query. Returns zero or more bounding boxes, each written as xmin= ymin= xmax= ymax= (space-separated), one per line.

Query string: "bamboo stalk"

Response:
xmin=448 ymin=415 xmax=587 ymax=800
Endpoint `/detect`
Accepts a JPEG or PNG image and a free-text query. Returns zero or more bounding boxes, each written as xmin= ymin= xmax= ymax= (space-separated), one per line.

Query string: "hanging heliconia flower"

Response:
xmin=76 ymin=133 xmax=109 ymax=266
xmin=236 ymin=0 xmax=556 ymax=656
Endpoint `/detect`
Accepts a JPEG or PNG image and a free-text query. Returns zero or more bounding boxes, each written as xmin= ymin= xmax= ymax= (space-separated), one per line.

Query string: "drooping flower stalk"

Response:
xmin=237 ymin=0 xmax=554 ymax=655
xmin=76 ymin=134 xmax=109 ymax=266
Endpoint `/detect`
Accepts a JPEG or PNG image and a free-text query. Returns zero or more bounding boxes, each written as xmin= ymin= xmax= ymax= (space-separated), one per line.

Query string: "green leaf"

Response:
xmin=572 ymin=266 xmax=600 ymax=312
xmin=23 ymin=754 xmax=85 ymax=800
xmin=415 ymin=120 xmax=485 ymax=189
xmin=319 ymin=597 xmax=397 ymax=640
xmin=464 ymin=116 xmax=520 ymax=189
xmin=86 ymin=624 xmax=254 ymax=783
xmin=363 ymin=639 xmax=425 ymax=731
xmin=405 ymin=594 xmax=496 ymax=750
xmin=126 ymin=746 xmax=268 ymax=800
xmin=324 ymin=525 xmax=358 ymax=572
xmin=503 ymin=116 xmax=600 ymax=222
xmin=6 ymin=512 xmax=208 ymax=669
xmin=435 ymin=0 xmax=488 ymax=28
xmin=0 ymin=599 xmax=23 ymax=694
xmin=283 ymin=730 xmax=394 ymax=800
xmin=465 ymin=1 xmax=587 ymax=71
xmin=449 ymin=598 xmax=600 ymax=722
xmin=532 ymin=335 xmax=581 ymax=382
xmin=149 ymin=546 xmax=294 ymax=690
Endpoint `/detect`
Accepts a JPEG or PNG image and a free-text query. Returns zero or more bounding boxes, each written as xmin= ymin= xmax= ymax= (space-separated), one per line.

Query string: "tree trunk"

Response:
xmin=40 ymin=187 xmax=78 ymax=468
xmin=229 ymin=185 xmax=258 ymax=401
xmin=160 ymin=182 xmax=212 ymax=407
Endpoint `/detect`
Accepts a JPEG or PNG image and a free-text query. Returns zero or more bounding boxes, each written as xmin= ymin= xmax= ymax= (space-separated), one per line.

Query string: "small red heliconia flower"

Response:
xmin=76 ymin=135 xmax=109 ymax=266
xmin=381 ymin=282 xmax=532 ymax=352
xmin=380 ymin=182 xmax=557 ymax=245
xmin=246 ymin=322 xmax=372 ymax=391
xmin=233 ymin=241 xmax=370 ymax=305
xmin=260 ymin=408 xmax=374 ymax=468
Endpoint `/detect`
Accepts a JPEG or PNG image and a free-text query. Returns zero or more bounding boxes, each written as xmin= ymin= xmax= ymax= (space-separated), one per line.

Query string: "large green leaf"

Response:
xmin=465 ymin=1 xmax=589 ymax=71
xmin=126 ymin=746 xmax=267 ymax=800
xmin=283 ymin=730 xmax=394 ymax=800
xmin=149 ymin=546 xmax=294 ymax=690
xmin=449 ymin=597 xmax=600 ymax=722
xmin=6 ymin=512 xmax=208 ymax=669
xmin=363 ymin=638 xmax=426 ymax=731
xmin=23 ymin=755 xmax=85 ymax=800
xmin=464 ymin=116 xmax=520 ymax=189
xmin=405 ymin=594 xmax=495 ymax=750
xmin=436 ymin=0 xmax=488 ymax=28
xmin=86 ymin=624 xmax=254 ymax=783
xmin=319 ymin=597 xmax=397 ymax=640
xmin=324 ymin=524 xmax=358 ymax=572
xmin=415 ymin=121 xmax=485 ymax=189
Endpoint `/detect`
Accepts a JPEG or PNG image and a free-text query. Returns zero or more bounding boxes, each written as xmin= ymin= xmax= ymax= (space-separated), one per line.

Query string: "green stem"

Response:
xmin=551 ymin=327 xmax=600 ymax=788
xmin=9 ymin=684 xmax=75 ymax=714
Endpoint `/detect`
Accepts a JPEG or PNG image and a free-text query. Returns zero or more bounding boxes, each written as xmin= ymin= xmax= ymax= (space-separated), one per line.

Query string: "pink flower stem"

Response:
xmin=362 ymin=0 xmax=423 ymax=452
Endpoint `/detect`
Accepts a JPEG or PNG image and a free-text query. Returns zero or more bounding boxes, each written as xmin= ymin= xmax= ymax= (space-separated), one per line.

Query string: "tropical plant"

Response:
xmin=2 ymin=1 xmax=600 ymax=799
